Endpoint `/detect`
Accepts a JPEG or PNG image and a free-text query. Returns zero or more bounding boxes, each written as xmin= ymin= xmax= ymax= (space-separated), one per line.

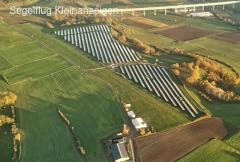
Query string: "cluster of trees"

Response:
xmin=52 ymin=13 xmax=114 ymax=27
xmin=0 ymin=115 xmax=14 ymax=126
xmin=171 ymin=57 xmax=240 ymax=102
xmin=12 ymin=111 xmax=20 ymax=161
xmin=130 ymin=38 xmax=156 ymax=55
xmin=110 ymin=23 xmax=156 ymax=55
xmin=0 ymin=92 xmax=17 ymax=107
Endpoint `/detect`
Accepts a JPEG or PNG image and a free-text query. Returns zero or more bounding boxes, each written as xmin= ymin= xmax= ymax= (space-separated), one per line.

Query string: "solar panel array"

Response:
xmin=54 ymin=24 xmax=141 ymax=64
xmin=119 ymin=64 xmax=199 ymax=117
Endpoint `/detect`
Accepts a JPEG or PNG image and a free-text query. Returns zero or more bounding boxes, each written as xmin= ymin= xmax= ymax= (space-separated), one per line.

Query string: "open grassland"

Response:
xmin=179 ymin=140 xmax=240 ymax=162
xmin=0 ymin=124 xmax=13 ymax=161
xmin=0 ymin=55 xmax=11 ymax=71
xmin=0 ymin=24 xmax=32 ymax=49
xmin=2 ymin=55 xmax=72 ymax=84
xmin=125 ymin=24 xmax=176 ymax=48
xmin=5 ymin=68 xmax=124 ymax=162
xmin=123 ymin=16 xmax=168 ymax=29
xmin=88 ymin=68 xmax=190 ymax=131
xmin=14 ymin=23 xmax=99 ymax=69
xmin=226 ymin=130 xmax=240 ymax=150
xmin=0 ymin=42 xmax=55 ymax=66
xmin=186 ymin=87 xmax=240 ymax=127
xmin=143 ymin=54 xmax=193 ymax=68
xmin=173 ymin=37 xmax=240 ymax=72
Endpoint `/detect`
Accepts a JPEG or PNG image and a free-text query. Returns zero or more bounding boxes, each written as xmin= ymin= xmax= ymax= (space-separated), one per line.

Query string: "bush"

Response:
xmin=46 ymin=22 xmax=54 ymax=29
xmin=0 ymin=92 xmax=17 ymax=108
xmin=0 ymin=115 xmax=14 ymax=126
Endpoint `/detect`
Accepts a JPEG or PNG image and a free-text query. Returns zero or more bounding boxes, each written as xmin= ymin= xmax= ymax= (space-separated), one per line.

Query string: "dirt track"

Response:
xmin=134 ymin=117 xmax=228 ymax=162
xmin=156 ymin=26 xmax=217 ymax=41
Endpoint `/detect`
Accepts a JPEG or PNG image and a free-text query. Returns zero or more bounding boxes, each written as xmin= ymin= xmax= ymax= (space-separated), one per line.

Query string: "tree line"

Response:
xmin=0 ymin=92 xmax=20 ymax=160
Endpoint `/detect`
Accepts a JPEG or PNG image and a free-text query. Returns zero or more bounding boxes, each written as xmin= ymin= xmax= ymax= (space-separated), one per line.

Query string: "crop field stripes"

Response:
xmin=118 ymin=64 xmax=199 ymax=117
xmin=55 ymin=24 xmax=141 ymax=64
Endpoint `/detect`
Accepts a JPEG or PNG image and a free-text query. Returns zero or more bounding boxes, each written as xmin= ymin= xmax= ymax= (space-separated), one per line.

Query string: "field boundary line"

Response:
xmin=7 ymin=66 xmax=73 ymax=85
xmin=17 ymin=29 xmax=76 ymax=66
xmin=8 ymin=77 xmax=33 ymax=86
xmin=32 ymin=66 xmax=74 ymax=81
xmin=0 ymin=54 xmax=13 ymax=67
xmin=1 ymin=54 xmax=59 ymax=73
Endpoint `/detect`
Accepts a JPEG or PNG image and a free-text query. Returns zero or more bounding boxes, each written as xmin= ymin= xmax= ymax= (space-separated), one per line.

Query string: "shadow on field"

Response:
xmin=224 ymin=150 xmax=240 ymax=160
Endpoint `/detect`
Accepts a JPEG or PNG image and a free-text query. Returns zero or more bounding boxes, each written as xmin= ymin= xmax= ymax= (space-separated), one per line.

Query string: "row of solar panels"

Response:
xmin=119 ymin=64 xmax=199 ymax=117
xmin=55 ymin=25 xmax=140 ymax=64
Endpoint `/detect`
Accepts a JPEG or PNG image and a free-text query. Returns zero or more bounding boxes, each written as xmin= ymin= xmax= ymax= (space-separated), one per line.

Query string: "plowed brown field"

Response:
xmin=212 ymin=32 xmax=240 ymax=43
xmin=156 ymin=26 xmax=217 ymax=41
xmin=134 ymin=117 xmax=228 ymax=162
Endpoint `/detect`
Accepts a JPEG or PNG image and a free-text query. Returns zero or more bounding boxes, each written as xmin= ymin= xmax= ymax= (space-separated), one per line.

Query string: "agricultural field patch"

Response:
xmin=0 ymin=24 xmax=32 ymax=49
xmin=5 ymin=68 xmax=125 ymax=162
xmin=173 ymin=37 xmax=240 ymax=72
xmin=212 ymin=32 xmax=240 ymax=43
xmin=2 ymin=55 xmax=72 ymax=84
xmin=179 ymin=140 xmax=240 ymax=162
xmin=0 ymin=124 xmax=13 ymax=162
xmin=156 ymin=26 xmax=217 ymax=41
xmin=134 ymin=117 xmax=228 ymax=162
xmin=0 ymin=42 xmax=55 ymax=66
xmin=125 ymin=24 xmax=175 ymax=48
xmin=123 ymin=16 xmax=168 ymax=30
xmin=0 ymin=55 xmax=12 ymax=71
xmin=226 ymin=130 xmax=240 ymax=150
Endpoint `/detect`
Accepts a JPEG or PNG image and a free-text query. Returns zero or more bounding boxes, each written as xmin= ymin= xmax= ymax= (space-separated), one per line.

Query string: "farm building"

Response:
xmin=127 ymin=111 xmax=136 ymax=119
xmin=111 ymin=142 xmax=130 ymax=162
xmin=187 ymin=12 xmax=213 ymax=17
xmin=132 ymin=118 xmax=147 ymax=130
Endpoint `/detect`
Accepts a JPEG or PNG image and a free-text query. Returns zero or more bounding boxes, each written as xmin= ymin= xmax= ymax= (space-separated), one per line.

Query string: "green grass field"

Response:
xmin=125 ymin=24 xmax=176 ymax=48
xmin=88 ymin=68 xmax=190 ymax=131
xmin=179 ymin=140 xmax=240 ymax=162
xmin=173 ymin=37 xmax=240 ymax=72
xmin=0 ymin=42 xmax=55 ymax=66
xmin=2 ymin=55 xmax=72 ymax=84
xmin=6 ymin=68 xmax=125 ymax=162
